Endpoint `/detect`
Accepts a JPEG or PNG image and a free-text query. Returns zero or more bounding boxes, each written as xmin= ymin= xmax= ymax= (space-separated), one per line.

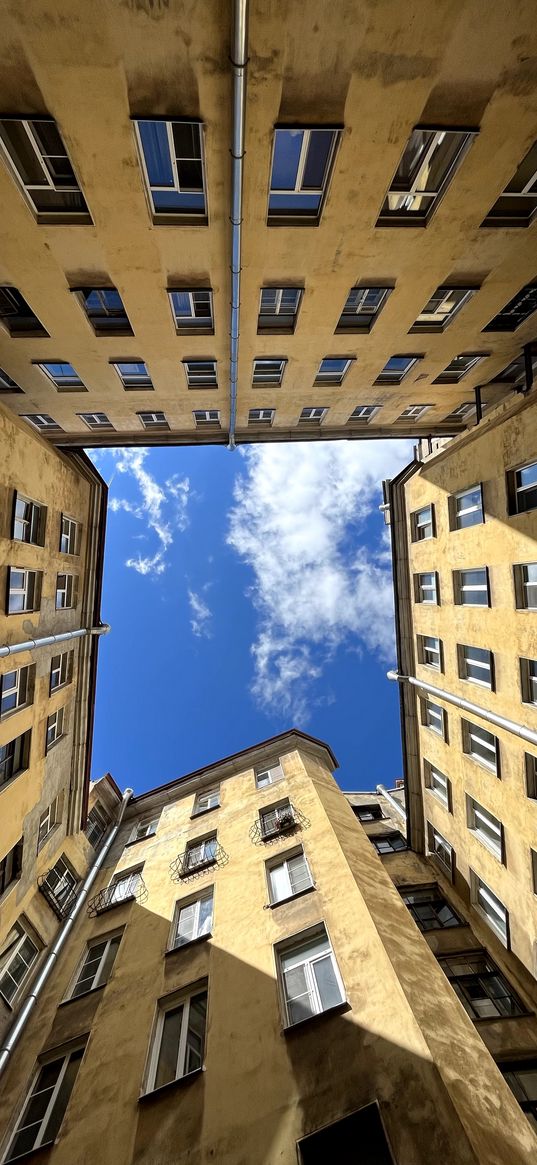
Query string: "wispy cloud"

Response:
xmin=227 ymin=441 xmax=412 ymax=722
xmin=188 ymin=588 xmax=212 ymax=638
xmin=108 ymin=449 xmax=191 ymax=577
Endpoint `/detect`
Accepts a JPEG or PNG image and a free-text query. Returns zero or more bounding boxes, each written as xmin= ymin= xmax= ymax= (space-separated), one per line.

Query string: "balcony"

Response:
xmin=38 ymin=872 xmax=78 ymax=919
xmin=170 ymin=842 xmax=229 ymax=882
xmin=87 ymin=873 xmax=148 ymax=918
xmin=249 ymin=803 xmax=310 ymax=846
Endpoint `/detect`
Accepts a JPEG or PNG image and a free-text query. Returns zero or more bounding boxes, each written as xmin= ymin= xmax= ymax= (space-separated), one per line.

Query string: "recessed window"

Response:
xmin=377 ymin=126 xmax=476 ymax=226
xmin=107 ymin=866 xmax=144 ymax=906
xmin=411 ymin=504 xmax=435 ymax=541
xmin=514 ymin=562 xmax=537 ymax=609
xmin=36 ymin=362 xmax=85 ymax=391
xmin=520 ymin=657 xmax=537 ymax=705
xmin=7 ymin=567 xmax=41 ymax=614
xmin=439 ymin=951 xmax=522 ymax=1017
xmin=171 ymin=888 xmax=214 ymax=949
xmin=183 ymin=359 xmax=217 ymax=388
xmin=507 ymin=459 xmax=537 ymax=516
xmin=470 ymin=872 xmax=509 ymax=945
xmin=277 ymin=925 xmax=344 ymax=1026
xmin=349 ymin=405 xmax=381 ymax=424
xmin=526 ymin=754 xmax=537 ymax=799
xmin=482 ymin=142 xmax=537 ymax=227
xmin=352 ymin=803 xmax=383 ymax=823
xmin=375 ymin=354 xmax=421 ymax=384
xmin=298 ymin=1103 xmax=395 ymax=1163
xmin=0 ymin=368 xmax=22 ymax=393
xmin=255 ymin=761 xmax=283 ymax=789
xmin=69 ymin=933 xmax=121 ymax=999
xmin=266 ymin=849 xmax=313 ymax=905
xmin=299 ymin=406 xmax=327 ymax=423
xmin=411 ymin=286 xmax=476 ymax=333
xmin=443 ymin=402 xmax=476 ymax=424
xmin=39 ymin=856 xmax=78 ymax=916
xmin=400 ymin=884 xmax=462 ymax=931
xmin=128 ymin=818 xmax=159 ymax=844
xmin=46 ymin=707 xmax=65 ymax=752
xmin=74 ymin=287 xmax=132 ymax=336
xmin=169 ymin=289 xmax=213 ymax=333
xmin=0 ymin=117 xmax=90 ymax=221
xmin=248 ymin=408 xmax=275 ymax=426
xmin=0 ymin=287 xmax=48 ymax=337
xmin=50 ymin=651 xmax=73 ymax=693
xmin=60 ymin=515 xmax=81 ymax=556
xmin=268 ymin=127 xmax=340 ymax=224
xmin=112 ymin=361 xmax=152 ymax=389
xmin=252 ymin=358 xmax=286 ymax=385
xmin=336 ymin=286 xmax=392 ymax=333
xmin=37 ymin=795 xmax=62 ymax=849
xmin=449 ymin=483 xmax=484 ymax=530
xmin=417 ymin=634 xmax=443 ymax=670
xmin=193 ymin=409 xmax=220 ymax=428
xmin=462 ymin=718 xmax=500 ymax=774
xmin=0 ymin=731 xmax=31 ymax=789
xmin=55 ymin=572 xmax=78 ymax=610
xmin=184 ymin=834 xmax=218 ymax=873
xmin=0 ymin=839 xmax=23 ymax=897
xmin=421 ymin=697 xmax=447 ymax=739
xmin=466 ymin=796 xmax=503 ymax=861
xmin=397 ymin=403 xmax=430 ymax=421
xmin=12 ymin=493 xmax=46 ymax=545
xmin=135 ymin=119 xmax=207 ymax=222
xmin=434 ymin=354 xmax=485 ymax=383
xmin=372 ymin=831 xmax=406 ymax=854
xmin=483 ymin=280 xmax=537 ymax=332
xmin=459 ymin=644 xmax=494 ymax=688
xmin=78 ymin=412 xmax=114 ymax=431
xmin=137 ymin=411 xmax=169 ymax=430
xmin=0 ymin=919 xmax=40 ymax=1005
xmin=258 ymin=287 xmax=303 ymax=333
xmin=314 ymin=357 xmax=353 ymax=385
xmin=2 ymin=1044 xmax=86 ymax=1162
xmin=426 ymin=822 xmax=454 ymax=879
xmin=193 ymin=787 xmax=220 ymax=815
xmin=22 ymin=413 xmax=62 ymax=432
xmin=0 ymin=665 xmax=32 ymax=718
xmin=493 ymin=352 xmax=537 ymax=384
xmin=414 ymin=570 xmax=438 ymax=604
xmin=145 ymin=985 xmax=207 ymax=1091
xmin=85 ymin=804 xmax=109 ymax=849
xmin=500 ymin=1060 xmax=537 ymax=1130
xmin=453 ymin=567 xmax=490 ymax=606
xmin=259 ymin=800 xmax=297 ymax=840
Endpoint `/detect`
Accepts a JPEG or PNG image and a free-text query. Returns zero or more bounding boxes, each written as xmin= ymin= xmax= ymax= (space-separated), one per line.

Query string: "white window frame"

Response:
xmin=128 ymin=817 xmax=159 ymax=844
xmin=2 ymin=1044 xmax=85 ymax=1159
xmin=255 ymin=761 xmax=284 ymax=789
xmin=413 ymin=286 xmax=475 ymax=331
xmin=268 ymin=128 xmax=339 ymax=220
xmin=0 ymin=920 xmax=40 ymax=1005
xmin=170 ymin=888 xmax=214 ymax=950
xmin=414 ymin=571 xmax=438 ymax=604
xmin=418 ymin=634 xmax=442 ymax=670
xmin=411 ymin=504 xmax=434 ymax=541
xmin=471 ymin=870 xmax=508 ymax=945
xmin=507 ymin=458 xmax=537 ymax=515
xmin=299 ymin=406 xmax=328 ymax=423
xmin=514 ymin=562 xmax=537 ymax=610
xmin=193 ymin=788 xmax=220 ymax=815
xmin=185 ymin=835 xmax=217 ymax=872
xmin=145 ymin=985 xmax=208 ymax=1093
xmin=78 ymin=412 xmax=113 ymax=430
xmin=252 ymin=358 xmax=286 ymax=384
xmin=55 ymin=573 xmax=77 ymax=610
xmin=43 ymin=856 xmax=78 ymax=909
xmin=398 ymin=404 xmax=431 ymax=421
xmin=376 ymin=355 xmax=421 ymax=384
xmin=67 ymin=932 xmax=121 ymax=999
xmin=424 ymin=762 xmax=450 ymax=809
xmin=422 ymin=697 xmax=446 ymax=738
xmin=46 ymin=707 xmax=65 ymax=752
xmin=462 ymin=718 xmax=499 ymax=775
xmin=520 ymin=657 xmax=537 ymax=705
xmin=258 ymin=287 xmax=302 ymax=326
xmin=107 ymin=866 xmax=143 ymax=905
xmin=37 ymin=361 xmax=83 ymax=390
xmin=183 ymin=359 xmax=217 ymax=387
xmin=12 ymin=494 xmax=45 ymax=545
xmin=338 ymin=286 xmax=391 ymax=329
xmin=137 ymin=411 xmax=168 ymax=429
xmin=459 ymin=644 xmax=493 ymax=688
xmin=0 ymin=117 xmax=86 ymax=217
xmin=60 ymin=515 xmax=80 ymax=556
xmin=50 ymin=651 xmax=72 ymax=693
xmin=437 ymin=354 xmax=483 ymax=382
xmin=276 ymin=924 xmax=345 ymax=1028
xmin=267 ymin=847 xmax=313 ymax=904
xmin=85 ymin=804 xmax=108 ymax=848
xmin=193 ymin=409 xmax=220 ymax=426
xmin=451 ymin=484 xmax=484 ymax=529
xmin=134 ymin=119 xmax=207 ymax=219
xmin=111 ymin=361 xmax=152 ymax=388
xmin=378 ymin=127 xmax=476 ymax=223
xmin=38 ymin=795 xmax=61 ymax=849
xmin=22 ymin=414 xmax=61 ymax=431
xmin=8 ymin=568 xmax=40 ymax=614
xmin=453 ymin=567 xmax=490 ymax=607
xmin=248 ymin=408 xmax=275 ymax=425
xmin=315 ymin=357 xmax=353 ymax=384
xmin=168 ymin=289 xmax=213 ymax=329
xmin=427 ymin=822 xmax=454 ymax=880
xmin=444 ymin=402 xmax=476 ymax=422
xmin=466 ymin=796 xmax=503 ymax=861
xmin=0 ymin=665 xmax=31 ymax=718
xmin=349 ymin=405 xmax=381 ymax=423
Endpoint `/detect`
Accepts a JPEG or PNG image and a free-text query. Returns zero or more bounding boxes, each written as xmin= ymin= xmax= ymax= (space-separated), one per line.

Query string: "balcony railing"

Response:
xmin=249 ymin=803 xmax=310 ymax=846
xmin=170 ymin=843 xmax=229 ymax=882
xmin=87 ymin=874 xmax=148 ymax=918
xmin=38 ymin=872 xmax=78 ymax=919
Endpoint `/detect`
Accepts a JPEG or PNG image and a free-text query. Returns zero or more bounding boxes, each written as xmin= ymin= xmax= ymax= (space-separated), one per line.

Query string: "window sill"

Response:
xmin=267 ymin=885 xmax=316 ymax=909
xmin=125 ymin=833 xmax=156 ymax=848
xmin=58 ymin=984 xmax=106 ymax=1008
xmin=190 ymin=805 xmax=219 ymax=820
xmin=95 ymin=894 xmax=136 ymax=914
xmin=473 ymin=1010 xmax=534 ymax=1025
xmin=282 ymin=999 xmax=351 ymax=1035
xmin=139 ymin=1067 xmax=204 ymax=1103
xmin=165 ymin=933 xmax=212 ymax=957
xmin=181 ymin=860 xmax=216 ymax=877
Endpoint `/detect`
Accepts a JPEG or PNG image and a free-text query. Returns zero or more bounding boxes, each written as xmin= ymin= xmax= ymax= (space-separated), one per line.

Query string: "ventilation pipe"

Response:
xmin=387 ymin=670 xmax=537 ymax=748
xmin=228 ymin=0 xmax=248 ymax=449
xmin=0 ymin=786 xmax=132 ymax=1079
xmin=0 ymin=624 xmax=110 ymax=660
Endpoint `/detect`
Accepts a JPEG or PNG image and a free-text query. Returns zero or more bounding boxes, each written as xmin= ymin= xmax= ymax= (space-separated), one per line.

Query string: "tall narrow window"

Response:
xmin=299 ymin=407 xmax=327 ymax=423
xmin=85 ymin=804 xmax=109 ymax=848
xmin=0 ymin=839 xmax=23 ymax=896
xmin=0 ymin=920 xmax=40 ymax=1004
xmin=410 ymin=504 xmax=434 ymax=541
xmin=0 ymin=288 xmax=48 ymax=337
xmin=39 ymin=857 xmax=78 ymax=915
xmin=38 ymin=796 xmax=62 ymax=849
xmin=526 ymin=754 xmax=537 ymax=799
xmin=7 ymin=568 xmax=41 ymax=614
xmin=462 ymin=719 xmax=499 ymax=774
xmin=427 ymin=822 xmax=454 ymax=879
xmin=471 ymin=872 xmax=509 ymax=944
xmin=267 ymin=849 xmax=313 ymax=903
xmin=50 ymin=651 xmax=73 ymax=693
xmin=12 ymin=493 xmax=46 ymax=545
xmin=169 ymin=289 xmax=213 ymax=333
xmin=278 ymin=926 xmax=344 ymax=1026
xmin=377 ymin=127 xmax=476 ymax=225
xmin=60 ymin=516 xmax=81 ymax=555
xmin=0 ymin=732 xmax=31 ymax=788
xmin=482 ymin=142 xmax=537 ymax=227
xmin=453 ymin=567 xmax=490 ymax=606
xmin=500 ymin=1060 xmax=537 ymax=1130
xmin=400 ymin=885 xmax=462 ymax=931
xmin=421 ymin=697 xmax=446 ymax=739
xmin=74 ymin=287 xmax=132 ymax=335
xmin=171 ymin=889 xmax=214 ymax=949
xmin=36 ymin=362 xmax=85 ymax=391
xmin=424 ymin=762 xmax=451 ymax=809
xmin=514 ymin=562 xmax=537 ymax=610
xmin=69 ymin=934 xmax=121 ymax=998
xmin=336 ymin=286 xmax=392 ymax=333
xmin=507 ymin=459 xmax=537 ymax=516
xmin=46 ymin=708 xmax=65 ymax=752
xmin=3 ymin=1045 xmax=85 ymax=1162
xmin=258 ymin=288 xmax=303 ymax=333
xmin=268 ymin=128 xmax=340 ymax=224
xmin=146 ymin=987 xmax=207 ymax=1091
xmin=0 ymin=665 xmax=32 ymax=718
xmin=414 ymin=571 xmax=438 ymax=604
xmin=135 ymin=119 xmax=207 ymax=222
xmin=0 ymin=117 xmax=90 ymax=221
xmin=466 ymin=797 xmax=503 ymax=861
xmin=410 ymin=286 xmax=476 ymax=332
xmin=483 ymin=281 xmax=537 ymax=332
xmin=55 ymin=573 xmax=78 ymax=610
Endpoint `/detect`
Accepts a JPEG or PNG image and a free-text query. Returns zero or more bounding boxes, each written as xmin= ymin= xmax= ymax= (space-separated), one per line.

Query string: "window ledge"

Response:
xmin=473 ymin=1010 xmax=534 ymax=1025
xmin=190 ymin=805 xmax=219 ymax=820
xmin=95 ymin=894 xmax=136 ymax=915
xmin=124 ymin=833 xmax=155 ymax=848
xmin=282 ymin=999 xmax=351 ymax=1035
xmin=165 ymin=933 xmax=212 ymax=957
xmin=58 ymin=984 xmax=106 ymax=1008
xmin=267 ymin=885 xmax=316 ymax=909
xmin=139 ymin=1067 xmax=204 ymax=1104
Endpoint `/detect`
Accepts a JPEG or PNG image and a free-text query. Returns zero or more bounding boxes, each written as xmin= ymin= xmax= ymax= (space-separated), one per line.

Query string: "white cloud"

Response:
xmin=188 ymin=588 xmax=212 ymax=638
xmin=108 ymin=449 xmax=191 ymax=577
xmin=227 ymin=440 xmax=412 ymax=722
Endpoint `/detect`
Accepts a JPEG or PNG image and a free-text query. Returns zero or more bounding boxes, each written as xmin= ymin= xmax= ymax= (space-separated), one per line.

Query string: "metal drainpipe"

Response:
xmin=228 ymin=0 xmax=248 ymax=450
xmin=387 ymin=670 xmax=537 ymax=749
xmin=0 ymin=624 xmax=110 ymax=660
xmin=376 ymin=784 xmax=406 ymax=822
xmin=0 ymin=786 xmax=132 ymax=1079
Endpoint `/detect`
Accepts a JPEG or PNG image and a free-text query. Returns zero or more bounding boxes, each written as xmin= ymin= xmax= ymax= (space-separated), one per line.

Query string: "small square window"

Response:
xmin=375 ymin=355 xmax=421 ymax=384
xmin=248 ymin=408 xmax=275 ymax=426
xmin=482 ymin=142 xmax=537 ymax=227
xmin=514 ymin=562 xmax=537 ymax=609
xmin=0 ymin=117 xmax=90 ymax=222
xmin=299 ymin=406 xmax=328 ymax=423
xmin=112 ymin=361 xmax=152 ymax=389
xmin=268 ymin=128 xmax=340 ymax=224
xmin=193 ymin=409 xmax=220 ymax=427
xmin=377 ymin=127 xmax=476 ymax=226
xmin=410 ymin=504 xmax=435 ymax=541
xmin=169 ymin=289 xmax=213 ymax=333
xmin=434 ymin=354 xmax=485 ymax=384
xmin=426 ymin=821 xmax=454 ymax=879
xmin=184 ymin=359 xmax=217 ymax=388
xmin=74 ymin=287 xmax=132 ymax=336
xmin=413 ymin=571 xmax=439 ymax=604
xmin=36 ymin=361 xmax=85 ymax=391
xmin=453 ymin=567 xmax=490 ymax=607
xmin=135 ymin=119 xmax=207 ymax=223
xmin=0 ymin=287 xmax=48 ymax=337
xmin=314 ymin=357 xmax=353 ymax=385
xmin=335 ymin=286 xmax=392 ymax=333
xmin=252 ymin=358 xmax=286 ymax=385
xmin=462 ymin=719 xmax=499 ymax=775
xmin=137 ymin=411 xmax=169 ymax=430
xmin=483 ymin=281 xmax=537 ymax=332
xmin=410 ymin=286 xmax=476 ymax=333
xmin=520 ymin=658 xmax=537 ymax=706
xmin=78 ymin=412 xmax=114 ymax=431
xmin=12 ymin=493 xmax=46 ymax=545
xmin=258 ymin=287 xmax=303 ymax=333
xmin=507 ymin=459 xmax=537 ymax=516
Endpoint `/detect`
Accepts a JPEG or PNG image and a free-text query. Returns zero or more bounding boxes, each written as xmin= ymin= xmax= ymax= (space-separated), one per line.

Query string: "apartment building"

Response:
xmin=0 ymin=1 xmax=535 ymax=447
xmin=0 ymin=730 xmax=536 ymax=1164
xmin=386 ymin=388 xmax=537 ymax=987
xmin=0 ymin=400 xmax=107 ymax=1000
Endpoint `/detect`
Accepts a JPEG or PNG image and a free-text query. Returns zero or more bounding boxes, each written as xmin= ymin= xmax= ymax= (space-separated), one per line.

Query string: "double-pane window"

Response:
xmin=520 ymin=657 xmax=537 ymax=705
xmin=514 ymin=562 xmax=537 ymax=610
xmin=453 ymin=567 xmax=490 ymax=606
xmin=252 ymin=358 xmax=286 ymax=384
xmin=439 ymin=952 xmax=522 ymax=1018
xmin=418 ymin=635 xmax=442 ymax=670
xmin=0 ymin=665 xmax=31 ymax=717
xmin=69 ymin=934 xmax=121 ymax=998
xmin=336 ymin=286 xmax=391 ymax=332
xmin=46 ymin=708 xmax=65 ymax=751
xmin=50 ymin=651 xmax=72 ymax=693
xmin=397 ymin=404 xmax=430 ymax=421
xmin=171 ymin=889 xmax=213 ymax=949
xmin=38 ymin=796 xmax=61 ymax=849
xmin=23 ymin=414 xmax=61 ymax=432
xmin=0 ymin=732 xmax=30 ymax=788
xmin=169 ymin=289 xmax=213 ymax=331
xmin=483 ymin=142 xmax=537 ymax=227
xmin=193 ymin=409 xmax=220 ymax=427
xmin=55 ymin=573 xmax=77 ymax=610
xmin=466 ymin=796 xmax=503 ymax=860
xmin=135 ymin=119 xmax=207 ymax=220
xmin=7 ymin=568 xmax=41 ymax=614
xmin=60 ymin=516 xmax=80 ymax=555
xmin=194 ymin=788 xmax=220 ymax=815
xmin=501 ymin=1061 xmax=537 ymax=1131
xmin=411 ymin=504 xmax=434 ymax=540
xmin=185 ymin=835 xmax=217 ymax=872
xmin=459 ymin=645 xmax=494 ymax=687
xmin=108 ymin=868 xmax=143 ymax=905
xmin=411 ymin=286 xmax=475 ymax=332
xmin=376 ymin=355 xmax=420 ymax=384
xmin=3 ymin=1046 xmax=85 ymax=1161
xmin=300 ymin=407 xmax=327 ymax=423
xmin=434 ymin=354 xmax=484 ymax=383
xmin=268 ymin=127 xmax=340 ymax=223
xmin=349 ymin=405 xmax=380 ymax=423
xmin=462 ymin=719 xmax=499 ymax=774
xmin=12 ymin=494 xmax=46 ymax=544
xmin=183 ymin=359 xmax=217 ymax=387
xmin=38 ymin=362 xmax=84 ymax=390
xmin=278 ymin=926 xmax=344 ymax=1026
xmin=75 ymin=287 xmax=132 ymax=335
xmin=0 ymin=921 xmax=40 ymax=1004
xmin=414 ymin=571 xmax=438 ymax=604
xmin=451 ymin=484 xmax=484 ymax=529
xmin=352 ymin=803 xmax=383 ymax=823
xmin=377 ymin=127 xmax=475 ymax=225
xmin=138 ymin=412 xmax=168 ymax=430
xmin=422 ymin=698 xmax=445 ymax=738
xmin=258 ymin=287 xmax=302 ymax=333
xmin=507 ymin=459 xmax=537 ymax=515
xmin=78 ymin=412 xmax=113 ymax=431
xmin=526 ymin=754 xmax=537 ymax=799
xmin=400 ymin=885 xmax=461 ymax=932
xmin=425 ymin=762 xmax=450 ymax=808
xmin=0 ymin=117 xmax=89 ymax=220
xmin=85 ymin=805 xmax=108 ymax=848
xmin=427 ymin=822 xmax=453 ymax=878
xmin=314 ymin=357 xmax=352 ymax=385
xmin=41 ymin=857 xmax=78 ymax=911
xmin=372 ymin=832 xmax=406 ymax=854
xmin=255 ymin=761 xmax=283 ymax=789
xmin=249 ymin=408 xmax=275 ymax=425
xmin=260 ymin=802 xmax=296 ymax=839
xmin=267 ymin=849 xmax=313 ymax=904
xmin=146 ymin=988 xmax=207 ymax=1091
xmin=471 ymin=872 xmax=508 ymax=944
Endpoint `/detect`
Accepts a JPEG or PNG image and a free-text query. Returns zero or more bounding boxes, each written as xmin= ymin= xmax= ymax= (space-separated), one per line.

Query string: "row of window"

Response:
xmin=417 ymin=636 xmax=537 ymax=705
xmin=425 ymin=824 xmax=512 ymax=948
xmin=10 ymin=492 xmax=81 ymax=552
xmin=411 ymin=465 xmax=537 ymax=545
xmin=414 ymin=562 xmax=537 ymax=610
xmin=5 ymin=568 xmax=78 ymax=615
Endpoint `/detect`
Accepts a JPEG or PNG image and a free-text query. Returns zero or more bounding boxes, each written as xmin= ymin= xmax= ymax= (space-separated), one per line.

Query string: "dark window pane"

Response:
xmin=302 ymin=131 xmax=333 ymax=189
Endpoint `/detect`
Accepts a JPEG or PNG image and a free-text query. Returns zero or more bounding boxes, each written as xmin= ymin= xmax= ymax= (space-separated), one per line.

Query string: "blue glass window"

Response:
xmin=268 ymin=128 xmax=339 ymax=222
xmin=136 ymin=120 xmax=206 ymax=218
xmin=39 ymin=362 xmax=83 ymax=388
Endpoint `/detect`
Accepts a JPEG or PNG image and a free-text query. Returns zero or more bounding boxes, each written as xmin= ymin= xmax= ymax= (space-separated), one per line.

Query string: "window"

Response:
xmin=443 ymin=402 xmax=476 ymax=424
xmin=459 ymin=644 xmax=494 ymax=688
xmin=193 ymin=409 xmax=220 ymax=427
xmin=336 ymin=286 xmax=392 ymax=333
xmin=411 ymin=504 xmax=435 ymax=541
xmin=397 ymin=404 xmax=430 ymax=421
xmin=514 ymin=562 xmax=537 ymax=609
xmin=483 ymin=142 xmax=537 ymax=227
xmin=193 ymin=788 xmax=220 ymax=815
xmin=0 ymin=665 xmax=32 ymax=717
xmin=483 ymin=281 xmax=537 ymax=332
xmin=0 ymin=732 xmax=30 ymax=789
xmin=453 ymin=567 xmax=490 ymax=606
xmin=426 ymin=822 xmax=454 ymax=878
xmin=414 ymin=571 xmax=438 ymax=604
xmin=50 ymin=651 xmax=72 ymax=693
xmin=462 ymin=719 xmax=499 ymax=774
xmin=46 ymin=708 xmax=65 ymax=752
xmin=352 ymin=803 xmax=384 ymax=823
xmin=0 ymin=920 xmax=40 ymax=1004
xmin=417 ymin=634 xmax=442 ymax=670
xmin=314 ymin=357 xmax=353 ymax=385
xmin=421 ymin=698 xmax=446 ymax=738
xmin=171 ymin=889 xmax=213 ymax=948
xmin=128 ymin=818 xmax=159 ymax=843
xmin=494 ymin=353 xmax=537 ymax=384
xmin=349 ymin=405 xmax=381 ymax=423
xmin=78 ymin=412 xmax=114 ymax=431
xmin=298 ymin=1103 xmax=394 ymax=1163
xmin=375 ymin=354 xmax=421 ymax=384
xmin=471 ymin=872 xmax=508 ymax=944
xmin=0 ymin=840 xmax=23 ymax=897
xmin=12 ymin=493 xmax=46 ymax=545
xmin=439 ymin=952 xmax=522 ymax=1018
xmin=138 ymin=411 xmax=169 ymax=430
xmin=377 ymin=127 xmax=476 ymax=225
xmin=183 ymin=359 xmax=217 ymax=388
xmin=74 ymin=287 xmax=132 ymax=335
xmin=268 ymin=127 xmax=340 ymax=224
xmin=107 ymin=867 xmax=143 ymax=905
xmin=69 ymin=934 xmax=121 ymax=998
xmin=248 ymin=408 xmax=275 ymax=426
xmin=36 ymin=362 xmax=84 ymax=391
xmin=252 ymin=358 xmax=286 ymax=385
xmin=112 ymin=361 xmax=152 ymax=389
xmin=507 ymin=459 xmax=537 ymax=516
xmin=0 ymin=116 xmax=89 ymax=221
xmin=466 ymin=796 xmax=503 ymax=861
xmin=434 ymin=354 xmax=485 ymax=383
xmin=520 ymin=657 xmax=537 ymax=705
xmin=526 ymin=753 xmax=537 ymax=799
xmin=259 ymin=801 xmax=297 ymax=839
xmin=60 ymin=515 xmax=80 ymax=555
xmin=277 ymin=925 xmax=344 ymax=1026
xmin=424 ymin=762 xmax=451 ymax=809
xmin=38 ymin=796 xmax=62 ymax=849
xmin=145 ymin=986 xmax=207 ymax=1092
xmin=169 ymin=289 xmax=213 ymax=332
xmin=411 ymin=286 xmax=476 ymax=333
xmin=2 ymin=1044 xmax=85 ymax=1162
xmin=0 ymin=368 xmax=22 ymax=393
xmin=400 ymin=885 xmax=462 ymax=931
xmin=85 ymin=804 xmax=109 ymax=848
xmin=7 ymin=568 xmax=41 ymax=614
xmin=185 ymin=835 xmax=217 ymax=872
xmin=257 ymin=287 xmax=303 ymax=333
xmin=55 ymin=573 xmax=77 ymax=609
xmin=22 ymin=413 xmax=62 ymax=432
xmin=500 ymin=1060 xmax=537 ymax=1131
xmin=299 ymin=407 xmax=328 ymax=423
xmin=450 ymin=483 xmax=484 ymax=529
xmin=267 ymin=849 xmax=313 ymax=904
xmin=372 ymin=832 xmax=406 ymax=854
xmin=135 ymin=119 xmax=207 ymax=222
xmin=255 ymin=761 xmax=283 ymax=788
xmin=40 ymin=856 xmax=78 ymax=913
xmin=0 ymin=287 xmax=48 ymax=337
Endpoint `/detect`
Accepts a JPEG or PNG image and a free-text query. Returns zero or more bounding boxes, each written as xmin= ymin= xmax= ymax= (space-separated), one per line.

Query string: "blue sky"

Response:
xmin=88 ymin=440 xmax=413 ymax=795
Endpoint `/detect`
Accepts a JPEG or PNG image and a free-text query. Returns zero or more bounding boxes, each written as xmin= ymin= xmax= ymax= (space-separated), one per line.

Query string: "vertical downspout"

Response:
xmin=228 ymin=0 xmax=248 ymax=449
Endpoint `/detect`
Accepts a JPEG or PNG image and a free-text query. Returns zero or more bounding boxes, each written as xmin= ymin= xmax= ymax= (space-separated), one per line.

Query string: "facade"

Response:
xmin=0 ymin=400 xmax=108 ymax=1026
xmin=0 ymin=731 xmax=536 ymax=1163
xmin=0 ymin=2 xmax=536 ymax=447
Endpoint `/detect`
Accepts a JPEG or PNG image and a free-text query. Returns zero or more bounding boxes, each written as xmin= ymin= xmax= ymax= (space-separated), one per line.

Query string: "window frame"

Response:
xmin=520 ymin=657 xmax=537 ymax=706
xmin=111 ymin=360 xmax=152 ymax=390
xmin=72 ymin=286 xmax=132 ymax=336
xmin=0 ymin=116 xmax=91 ymax=224
xmin=424 ymin=761 xmax=451 ymax=810
xmin=335 ymin=285 xmax=392 ymax=333
xmin=134 ymin=117 xmax=208 ymax=225
xmin=482 ymin=141 xmax=537 ymax=227
xmin=168 ymin=288 xmax=214 ymax=334
xmin=183 ymin=359 xmax=218 ymax=388
xmin=11 ymin=492 xmax=46 ymax=546
xmin=0 ymin=664 xmax=33 ymax=719
xmin=193 ymin=409 xmax=220 ymax=428
xmin=137 ymin=411 xmax=169 ymax=431
xmin=483 ymin=280 xmax=537 ymax=332
xmin=67 ymin=931 xmax=122 ymax=1000
xmin=410 ymin=504 xmax=435 ymax=541
xmin=375 ymin=354 xmax=422 ymax=385
xmin=0 ymin=731 xmax=31 ymax=789
xmin=420 ymin=697 xmax=447 ymax=740
xmin=37 ymin=795 xmax=62 ymax=850
xmin=85 ymin=804 xmax=109 ymax=849
xmin=462 ymin=718 xmax=500 ymax=775
xmin=417 ymin=634 xmax=443 ymax=671
xmin=314 ymin=356 xmax=354 ymax=385
xmin=458 ymin=644 xmax=494 ymax=689
xmin=7 ymin=567 xmax=41 ymax=615
xmin=106 ymin=865 xmax=144 ymax=907
xmin=376 ymin=125 xmax=477 ymax=226
xmin=55 ymin=572 xmax=78 ymax=610
xmin=413 ymin=570 xmax=439 ymax=604
xmin=50 ymin=651 xmax=73 ymax=695
xmin=466 ymin=795 xmax=504 ymax=862
xmin=0 ymin=839 xmax=23 ymax=898
xmin=348 ymin=404 xmax=381 ymax=424
xmin=439 ymin=950 xmax=523 ymax=1018
xmin=507 ymin=458 xmax=537 ymax=517
xmin=434 ymin=353 xmax=485 ymax=384
xmin=470 ymin=871 xmax=509 ymax=946
xmin=59 ymin=515 xmax=81 ymax=556
xmin=426 ymin=821 xmax=455 ymax=881
xmin=267 ymin=126 xmax=341 ymax=225
xmin=22 ymin=413 xmax=62 ymax=432
xmin=36 ymin=361 xmax=85 ymax=391
xmin=193 ymin=787 xmax=220 ymax=816
xmin=400 ymin=883 xmax=462 ymax=932
xmin=371 ymin=831 xmax=407 ymax=855
xmin=275 ymin=923 xmax=345 ymax=1028
xmin=46 ymin=707 xmax=66 ymax=753
xmin=144 ymin=983 xmax=208 ymax=1093
xmin=453 ymin=567 xmax=490 ymax=607
xmin=184 ymin=833 xmax=218 ymax=873
xmin=127 ymin=818 xmax=159 ymax=845
xmin=169 ymin=887 xmax=214 ymax=950
xmin=0 ymin=918 xmax=41 ymax=1005
xmin=252 ymin=357 xmax=287 ymax=385
xmin=299 ymin=406 xmax=328 ymax=423
xmin=449 ymin=483 xmax=484 ymax=530
xmin=257 ymin=287 xmax=303 ymax=334
xmin=411 ymin=286 xmax=477 ymax=333
xmin=248 ymin=408 xmax=275 ymax=426
xmin=266 ymin=847 xmax=314 ymax=905
xmin=255 ymin=761 xmax=284 ymax=789
xmin=514 ymin=562 xmax=537 ymax=610
xmin=2 ymin=1044 xmax=86 ymax=1161
xmin=0 ymin=286 xmax=48 ymax=338
xmin=77 ymin=412 xmax=114 ymax=431
xmin=525 ymin=753 xmax=537 ymax=799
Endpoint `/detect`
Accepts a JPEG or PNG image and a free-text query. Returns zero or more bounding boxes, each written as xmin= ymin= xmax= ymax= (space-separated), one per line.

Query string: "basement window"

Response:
xmin=0 ymin=117 xmax=91 ymax=222
xmin=377 ymin=126 xmax=476 ymax=226
xmin=268 ymin=127 xmax=340 ymax=224
xmin=135 ymin=119 xmax=207 ymax=223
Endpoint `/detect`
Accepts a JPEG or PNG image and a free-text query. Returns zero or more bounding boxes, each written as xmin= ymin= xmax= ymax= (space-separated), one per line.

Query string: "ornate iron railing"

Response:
xmin=38 ymin=872 xmax=78 ymax=919
xmin=249 ymin=804 xmax=310 ymax=846
xmin=170 ymin=843 xmax=229 ymax=882
xmin=87 ymin=874 xmax=148 ymax=918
